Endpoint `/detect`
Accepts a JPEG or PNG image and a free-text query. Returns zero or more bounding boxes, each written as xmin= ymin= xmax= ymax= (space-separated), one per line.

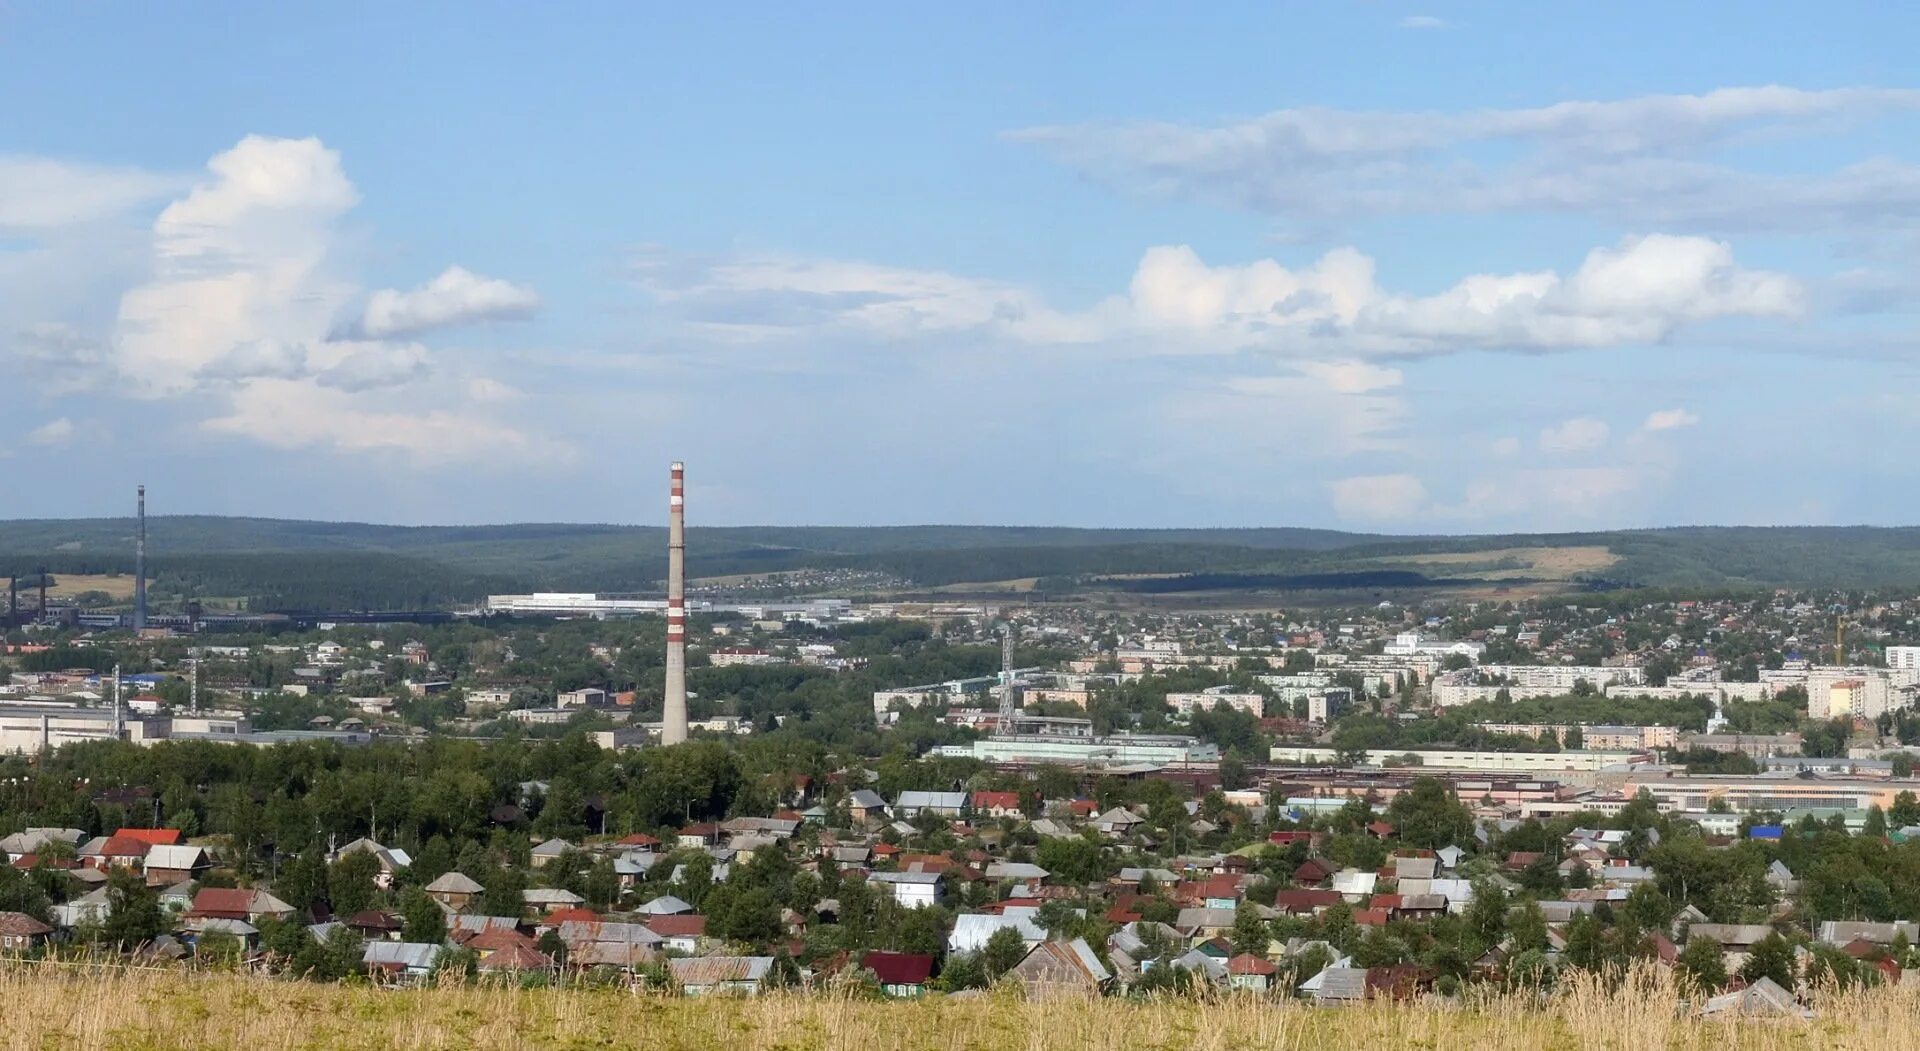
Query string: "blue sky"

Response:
xmin=4 ymin=4 xmax=1920 ymax=531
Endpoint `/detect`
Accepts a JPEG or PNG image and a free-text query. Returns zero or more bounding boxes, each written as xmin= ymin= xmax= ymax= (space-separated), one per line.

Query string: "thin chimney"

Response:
xmin=662 ymin=461 xmax=690 ymax=745
xmin=133 ymin=485 xmax=147 ymax=631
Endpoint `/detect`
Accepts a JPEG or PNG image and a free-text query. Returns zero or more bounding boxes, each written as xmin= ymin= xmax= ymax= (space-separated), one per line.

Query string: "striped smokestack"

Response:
xmin=661 ymin=460 xmax=689 ymax=744
xmin=133 ymin=485 xmax=147 ymax=632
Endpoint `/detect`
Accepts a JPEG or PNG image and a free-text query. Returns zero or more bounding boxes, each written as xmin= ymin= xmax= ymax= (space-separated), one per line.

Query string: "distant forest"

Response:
xmin=6 ymin=516 xmax=1920 ymax=611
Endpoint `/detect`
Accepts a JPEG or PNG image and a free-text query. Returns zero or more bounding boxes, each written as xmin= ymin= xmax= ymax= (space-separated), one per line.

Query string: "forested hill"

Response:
xmin=5 ymin=516 xmax=1920 ymax=610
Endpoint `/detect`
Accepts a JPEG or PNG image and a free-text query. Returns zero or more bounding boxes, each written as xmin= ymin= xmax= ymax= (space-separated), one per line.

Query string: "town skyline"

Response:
xmin=5 ymin=7 xmax=1919 ymax=531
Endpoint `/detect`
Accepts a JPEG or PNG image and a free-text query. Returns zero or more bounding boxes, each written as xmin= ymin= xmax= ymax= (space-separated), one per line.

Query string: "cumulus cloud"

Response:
xmin=1158 ymin=361 xmax=1408 ymax=461
xmin=114 ymin=135 xmax=359 ymax=396
xmin=1539 ymin=417 xmax=1611 ymax=453
xmin=93 ymin=135 xmax=561 ymax=467
xmin=1329 ymin=473 xmax=1430 ymax=520
xmin=1643 ymin=407 xmax=1701 ymax=431
xmin=1399 ymin=15 xmax=1447 ymax=29
xmin=0 ymin=157 xmax=185 ymax=230
xmin=198 ymin=339 xmax=309 ymax=382
xmin=347 ymin=266 xmax=540 ymax=340
xmin=24 ymin=418 xmax=74 ymax=448
xmin=637 ymin=234 xmax=1796 ymax=359
xmin=1011 ymin=86 xmax=1920 ymax=231
xmin=202 ymin=379 xmax=569 ymax=467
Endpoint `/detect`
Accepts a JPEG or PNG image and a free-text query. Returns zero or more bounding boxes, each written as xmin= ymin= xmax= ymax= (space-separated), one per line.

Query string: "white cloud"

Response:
xmin=93 ymin=135 xmax=561 ymax=467
xmin=314 ymin=341 xmax=430 ymax=392
xmin=349 ymin=266 xmax=540 ymax=339
xmin=114 ymin=135 xmax=358 ymax=396
xmin=202 ymin=379 xmax=567 ymax=467
xmin=637 ymin=234 xmax=1796 ymax=359
xmin=0 ymin=157 xmax=185 ymax=230
xmin=1011 ymin=86 xmax=1920 ymax=231
xmin=1643 ymin=407 xmax=1701 ymax=431
xmin=1399 ymin=15 xmax=1447 ymax=29
xmin=1160 ymin=362 xmax=1408 ymax=460
xmin=1489 ymin=436 xmax=1523 ymax=457
xmin=25 ymin=418 xmax=74 ymax=447
xmin=4 ymin=323 xmax=111 ymax=395
xmin=1329 ymin=473 xmax=1429 ymax=520
xmin=1539 ymin=417 xmax=1610 ymax=453
xmin=198 ymin=339 xmax=309 ymax=382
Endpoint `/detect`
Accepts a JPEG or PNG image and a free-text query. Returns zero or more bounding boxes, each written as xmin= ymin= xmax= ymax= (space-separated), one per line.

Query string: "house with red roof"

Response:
xmin=113 ymin=828 xmax=183 ymax=847
xmin=861 ymin=950 xmax=934 ymax=997
xmin=971 ymin=791 xmax=1024 ymax=818
xmin=1226 ymin=952 xmax=1279 ymax=991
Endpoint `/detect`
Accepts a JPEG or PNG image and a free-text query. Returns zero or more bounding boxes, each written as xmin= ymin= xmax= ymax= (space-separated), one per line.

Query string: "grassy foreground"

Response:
xmin=5 ymin=965 xmax=1919 ymax=1051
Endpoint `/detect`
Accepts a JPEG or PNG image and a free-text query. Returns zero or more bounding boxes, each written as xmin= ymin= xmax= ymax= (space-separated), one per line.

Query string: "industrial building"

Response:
xmin=1267 ymin=745 xmax=1651 ymax=773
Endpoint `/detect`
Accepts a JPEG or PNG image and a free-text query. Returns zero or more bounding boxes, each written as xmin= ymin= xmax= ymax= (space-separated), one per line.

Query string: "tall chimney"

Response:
xmin=661 ymin=461 xmax=690 ymax=745
xmin=133 ymin=485 xmax=147 ymax=631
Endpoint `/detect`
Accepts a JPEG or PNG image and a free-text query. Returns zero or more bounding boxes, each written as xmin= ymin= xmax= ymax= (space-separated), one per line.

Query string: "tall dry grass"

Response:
xmin=0 ymin=961 xmax=1913 ymax=1051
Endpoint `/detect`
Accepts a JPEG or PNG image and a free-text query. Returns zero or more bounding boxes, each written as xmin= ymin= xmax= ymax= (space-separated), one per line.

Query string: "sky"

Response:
xmin=4 ymin=4 xmax=1920 ymax=532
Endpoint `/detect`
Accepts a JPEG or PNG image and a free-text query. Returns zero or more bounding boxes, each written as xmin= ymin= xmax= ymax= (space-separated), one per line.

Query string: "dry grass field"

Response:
xmin=40 ymin=573 xmax=138 ymax=601
xmin=2 ymin=964 xmax=1917 ymax=1051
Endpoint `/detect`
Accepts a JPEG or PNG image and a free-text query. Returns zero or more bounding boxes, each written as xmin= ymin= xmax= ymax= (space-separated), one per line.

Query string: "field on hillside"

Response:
xmin=1 ymin=964 xmax=1914 ymax=1051
xmin=42 ymin=573 xmax=137 ymax=600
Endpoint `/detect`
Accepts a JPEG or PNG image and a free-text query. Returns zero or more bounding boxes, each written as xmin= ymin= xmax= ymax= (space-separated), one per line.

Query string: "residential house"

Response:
xmin=141 ymin=845 xmax=209 ymax=887
xmin=894 ymin=791 xmax=967 ymax=819
xmin=522 ymin=888 xmax=585 ymax=914
xmin=971 ymin=791 xmax=1024 ymax=819
xmin=425 ymin=871 xmax=484 ymax=911
xmin=1008 ymin=938 xmax=1111 ymax=1000
xmin=1094 ymin=809 xmax=1144 ymax=838
xmin=862 ymin=950 xmax=934 ymax=997
xmin=331 ymin=839 xmax=412 ymax=889
xmin=1226 ymin=952 xmax=1278 ymax=992
xmin=668 ymin=955 xmax=774 ymax=996
xmin=646 ymin=914 xmax=709 ymax=954
xmin=0 ymin=912 xmax=53 ymax=951
xmin=639 ymin=894 xmax=694 ymax=916
xmin=78 ymin=835 xmax=150 ymax=873
xmin=530 ymin=838 xmax=574 ymax=869
xmin=868 ymin=870 xmax=943 ymax=910
xmin=186 ymin=888 xmax=296 ymax=924
xmin=362 ymin=941 xmax=441 ymax=981
xmin=847 ymin=791 xmax=889 ymax=824
xmin=949 ymin=910 xmax=1045 ymax=954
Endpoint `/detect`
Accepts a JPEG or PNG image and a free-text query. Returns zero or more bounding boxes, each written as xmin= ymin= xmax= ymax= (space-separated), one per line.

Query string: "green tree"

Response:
xmin=1674 ymin=936 xmax=1727 ymax=995
xmin=1738 ymin=932 xmax=1796 ymax=990
xmin=399 ymin=887 xmax=446 ymax=944
xmin=1230 ymin=900 xmax=1270 ymax=957
xmin=327 ymin=851 xmax=381 ymax=917
xmin=100 ymin=870 xmax=167 ymax=949
xmin=1384 ymin=777 xmax=1473 ymax=849
xmin=981 ymin=926 xmax=1028 ymax=978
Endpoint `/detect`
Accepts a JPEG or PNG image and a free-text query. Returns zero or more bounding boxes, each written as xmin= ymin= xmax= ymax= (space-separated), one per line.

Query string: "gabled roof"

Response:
xmin=363 ymin=941 xmax=441 ymax=970
xmin=477 ymin=942 xmax=555 ymax=971
xmin=143 ymin=845 xmax=207 ymax=869
xmin=646 ymin=914 xmax=708 ymax=938
xmin=113 ymin=828 xmax=183 ymax=847
xmin=667 ymin=955 xmax=772 ymax=985
xmin=1227 ymin=952 xmax=1277 ymax=976
xmin=861 ymin=950 xmax=934 ymax=985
